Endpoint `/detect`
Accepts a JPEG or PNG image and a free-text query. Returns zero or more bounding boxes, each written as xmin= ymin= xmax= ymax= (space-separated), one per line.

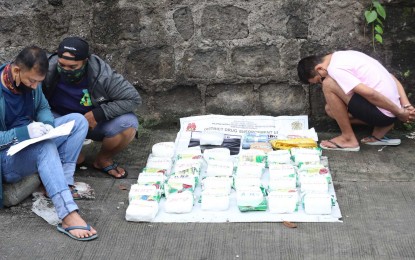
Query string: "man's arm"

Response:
xmin=353 ymin=83 xmax=410 ymax=122
xmin=391 ymin=74 xmax=413 ymax=110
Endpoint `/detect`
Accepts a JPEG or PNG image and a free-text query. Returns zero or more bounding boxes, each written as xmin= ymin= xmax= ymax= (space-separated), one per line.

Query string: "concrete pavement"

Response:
xmin=0 ymin=127 xmax=414 ymax=260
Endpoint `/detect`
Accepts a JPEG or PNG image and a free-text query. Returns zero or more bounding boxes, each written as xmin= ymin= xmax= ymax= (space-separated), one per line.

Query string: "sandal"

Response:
xmin=94 ymin=162 xmax=128 ymax=179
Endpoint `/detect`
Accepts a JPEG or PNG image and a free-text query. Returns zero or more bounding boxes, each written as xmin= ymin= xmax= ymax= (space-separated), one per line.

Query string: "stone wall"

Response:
xmin=0 ymin=0 xmax=414 ymax=129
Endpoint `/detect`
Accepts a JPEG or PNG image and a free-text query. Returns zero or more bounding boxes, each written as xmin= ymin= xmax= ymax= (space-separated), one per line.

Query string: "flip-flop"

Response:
xmin=319 ymin=140 xmax=360 ymax=152
xmin=361 ymin=136 xmax=401 ymax=146
xmin=57 ymin=224 xmax=98 ymax=241
xmin=94 ymin=162 xmax=128 ymax=179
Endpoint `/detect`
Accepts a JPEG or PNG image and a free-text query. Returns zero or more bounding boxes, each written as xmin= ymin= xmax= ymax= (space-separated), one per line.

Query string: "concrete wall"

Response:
xmin=0 ymin=0 xmax=414 ymax=128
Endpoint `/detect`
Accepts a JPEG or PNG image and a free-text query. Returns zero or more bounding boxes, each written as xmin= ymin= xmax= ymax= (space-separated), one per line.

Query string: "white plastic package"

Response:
xmin=125 ymin=200 xmax=159 ymax=222
xmin=206 ymin=160 xmax=234 ymax=177
xmin=235 ymin=161 xmax=264 ymax=178
xmin=201 ymin=176 xmax=233 ymax=194
xmin=128 ymin=184 xmax=161 ymax=202
xmin=203 ymin=148 xmax=231 ymax=161
xmin=199 ymin=131 xmax=224 ymax=145
xmin=268 ymin=189 xmax=299 ymax=214
xmin=152 ymin=142 xmax=175 ymax=158
xmin=300 ymin=175 xmax=329 ymax=193
xmin=269 ymin=164 xmax=296 ymax=177
xmin=268 ymin=175 xmax=297 ymax=191
xmin=302 ymin=193 xmax=333 ymax=215
xmin=164 ymin=190 xmax=194 ymax=213
xmin=267 ymin=150 xmax=292 ymax=164
xmin=201 ymin=191 xmax=230 ymax=211
xmin=233 ymin=176 xmax=262 ymax=190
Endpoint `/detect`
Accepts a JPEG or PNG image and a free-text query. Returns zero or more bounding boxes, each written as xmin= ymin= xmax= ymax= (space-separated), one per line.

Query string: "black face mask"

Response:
xmin=57 ymin=63 xmax=87 ymax=84
xmin=14 ymin=72 xmax=32 ymax=92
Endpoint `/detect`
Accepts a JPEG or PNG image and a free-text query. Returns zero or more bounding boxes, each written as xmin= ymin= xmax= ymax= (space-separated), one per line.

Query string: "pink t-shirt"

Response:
xmin=327 ymin=50 xmax=400 ymax=117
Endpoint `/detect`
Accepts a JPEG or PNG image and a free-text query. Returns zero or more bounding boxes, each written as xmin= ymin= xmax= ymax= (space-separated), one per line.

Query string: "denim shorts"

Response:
xmin=348 ymin=93 xmax=397 ymax=127
xmin=87 ymin=112 xmax=139 ymax=141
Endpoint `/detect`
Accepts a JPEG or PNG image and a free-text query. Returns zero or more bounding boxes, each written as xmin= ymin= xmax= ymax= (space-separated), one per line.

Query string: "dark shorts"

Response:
xmin=348 ymin=93 xmax=397 ymax=127
xmin=87 ymin=112 xmax=139 ymax=141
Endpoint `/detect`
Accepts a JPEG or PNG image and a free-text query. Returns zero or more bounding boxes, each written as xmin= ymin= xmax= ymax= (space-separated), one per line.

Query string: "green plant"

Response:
xmin=364 ymin=1 xmax=386 ymax=50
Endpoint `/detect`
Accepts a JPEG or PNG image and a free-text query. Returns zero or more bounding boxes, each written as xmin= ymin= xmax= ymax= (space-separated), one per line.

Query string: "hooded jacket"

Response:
xmin=43 ymin=53 xmax=141 ymax=122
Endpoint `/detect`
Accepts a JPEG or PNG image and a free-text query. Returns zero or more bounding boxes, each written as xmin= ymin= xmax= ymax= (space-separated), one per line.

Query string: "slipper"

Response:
xmin=361 ymin=136 xmax=401 ymax=146
xmin=94 ymin=162 xmax=128 ymax=179
xmin=57 ymin=224 xmax=98 ymax=241
xmin=319 ymin=140 xmax=360 ymax=152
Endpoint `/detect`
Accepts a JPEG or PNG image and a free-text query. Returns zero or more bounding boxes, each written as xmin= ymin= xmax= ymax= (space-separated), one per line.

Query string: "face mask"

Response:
xmin=57 ymin=63 xmax=87 ymax=84
xmin=14 ymin=71 xmax=32 ymax=92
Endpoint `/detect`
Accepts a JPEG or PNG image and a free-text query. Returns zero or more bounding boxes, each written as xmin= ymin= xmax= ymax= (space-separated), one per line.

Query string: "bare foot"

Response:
xmin=93 ymin=160 xmax=126 ymax=178
xmin=320 ymin=135 xmax=359 ymax=148
xmin=61 ymin=211 xmax=97 ymax=239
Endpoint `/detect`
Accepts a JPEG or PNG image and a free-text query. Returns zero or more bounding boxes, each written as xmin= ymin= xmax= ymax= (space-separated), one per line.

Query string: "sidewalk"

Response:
xmin=0 ymin=128 xmax=414 ymax=260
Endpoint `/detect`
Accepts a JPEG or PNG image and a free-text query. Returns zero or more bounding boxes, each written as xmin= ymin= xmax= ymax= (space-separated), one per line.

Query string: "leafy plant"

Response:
xmin=364 ymin=1 xmax=386 ymax=50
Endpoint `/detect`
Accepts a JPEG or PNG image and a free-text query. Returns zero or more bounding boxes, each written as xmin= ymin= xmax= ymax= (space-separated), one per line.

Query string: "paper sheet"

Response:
xmin=7 ymin=120 xmax=75 ymax=156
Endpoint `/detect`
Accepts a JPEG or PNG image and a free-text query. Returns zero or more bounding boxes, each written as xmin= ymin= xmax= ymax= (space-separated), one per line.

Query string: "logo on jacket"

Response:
xmin=80 ymin=89 xmax=92 ymax=106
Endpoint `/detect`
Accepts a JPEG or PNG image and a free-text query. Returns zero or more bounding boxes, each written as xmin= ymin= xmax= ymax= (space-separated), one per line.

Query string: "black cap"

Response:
xmin=57 ymin=37 xmax=89 ymax=61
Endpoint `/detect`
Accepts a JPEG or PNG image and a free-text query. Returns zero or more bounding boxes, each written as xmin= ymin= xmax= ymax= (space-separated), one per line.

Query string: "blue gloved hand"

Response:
xmin=27 ymin=122 xmax=48 ymax=138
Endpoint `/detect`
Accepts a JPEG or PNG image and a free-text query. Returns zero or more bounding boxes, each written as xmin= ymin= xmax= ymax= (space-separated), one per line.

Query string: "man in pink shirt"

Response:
xmin=297 ymin=50 xmax=415 ymax=151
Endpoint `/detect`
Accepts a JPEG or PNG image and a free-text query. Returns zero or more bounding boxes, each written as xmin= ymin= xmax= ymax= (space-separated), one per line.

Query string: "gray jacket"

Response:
xmin=43 ymin=54 xmax=141 ymax=122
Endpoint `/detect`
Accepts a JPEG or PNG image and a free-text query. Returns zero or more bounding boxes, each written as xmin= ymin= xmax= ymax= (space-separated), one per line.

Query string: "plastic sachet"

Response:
xmin=299 ymin=175 xmax=329 ymax=193
xmin=268 ymin=189 xmax=299 ymax=214
xmin=200 ymin=190 xmax=230 ymax=211
xmin=236 ymin=187 xmax=268 ymax=212
xmin=302 ymin=193 xmax=335 ymax=215
xmin=292 ymin=154 xmax=321 ymax=166
xmin=152 ymin=142 xmax=175 ymax=158
xmin=267 ymin=150 xmax=292 ymax=165
xmin=176 ymin=147 xmax=202 ymax=161
xmin=203 ymin=148 xmax=231 ymax=161
xmin=199 ymin=131 xmax=224 ymax=146
xmin=146 ymin=156 xmax=173 ymax=176
xmin=290 ymin=147 xmax=322 ymax=157
xmin=205 ymin=160 xmax=234 ymax=177
xmin=268 ymin=175 xmax=297 ymax=191
xmin=126 ymin=200 xmax=159 ymax=222
xmin=297 ymin=164 xmax=332 ymax=184
xmin=128 ymin=184 xmax=162 ymax=202
xmin=235 ymin=161 xmax=265 ymax=178
xmin=233 ymin=176 xmax=262 ymax=190
xmin=201 ymin=176 xmax=233 ymax=194
xmin=238 ymin=149 xmax=266 ymax=164
xmin=164 ymin=190 xmax=194 ymax=213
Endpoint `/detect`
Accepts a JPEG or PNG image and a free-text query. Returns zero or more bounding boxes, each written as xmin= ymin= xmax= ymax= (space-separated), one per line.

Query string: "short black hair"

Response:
xmin=297 ymin=54 xmax=325 ymax=84
xmin=14 ymin=46 xmax=49 ymax=75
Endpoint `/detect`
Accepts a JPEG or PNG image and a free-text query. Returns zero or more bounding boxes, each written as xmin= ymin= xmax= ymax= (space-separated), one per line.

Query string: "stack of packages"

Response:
xmin=292 ymin=148 xmax=335 ymax=215
xmin=267 ymin=150 xmax=299 ymax=214
xmin=125 ymin=142 xmax=174 ymax=222
xmin=164 ymin=147 xmax=202 ymax=213
xmin=200 ymin=148 xmax=234 ymax=211
xmin=235 ymin=149 xmax=268 ymax=212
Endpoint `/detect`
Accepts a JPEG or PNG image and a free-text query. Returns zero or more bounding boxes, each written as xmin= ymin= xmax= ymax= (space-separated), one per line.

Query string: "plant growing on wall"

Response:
xmin=364 ymin=1 xmax=386 ymax=50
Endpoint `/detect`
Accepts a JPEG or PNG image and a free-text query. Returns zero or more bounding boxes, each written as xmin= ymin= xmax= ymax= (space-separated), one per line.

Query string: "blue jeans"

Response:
xmin=1 ymin=113 xmax=88 ymax=219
